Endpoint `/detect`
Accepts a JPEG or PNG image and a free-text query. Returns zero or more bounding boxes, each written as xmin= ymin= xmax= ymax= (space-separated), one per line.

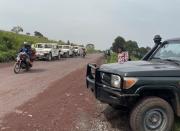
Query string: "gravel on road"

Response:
xmin=0 ymin=54 xmax=131 ymax=131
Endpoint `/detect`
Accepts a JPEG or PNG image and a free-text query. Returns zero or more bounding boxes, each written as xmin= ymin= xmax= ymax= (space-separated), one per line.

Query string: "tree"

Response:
xmin=67 ymin=40 xmax=70 ymax=45
xmin=11 ymin=26 xmax=23 ymax=34
xmin=138 ymin=47 xmax=148 ymax=58
xmin=34 ymin=31 xmax=43 ymax=37
xmin=112 ymin=36 xmax=126 ymax=52
xmin=26 ymin=32 xmax=30 ymax=36
xmin=125 ymin=40 xmax=139 ymax=57
xmin=86 ymin=44 xmax=95 ymax=50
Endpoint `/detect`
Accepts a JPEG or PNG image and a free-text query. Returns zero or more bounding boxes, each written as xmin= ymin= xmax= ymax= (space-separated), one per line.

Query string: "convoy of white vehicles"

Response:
xmin=33 ymin=43 xmax=85 ymax=61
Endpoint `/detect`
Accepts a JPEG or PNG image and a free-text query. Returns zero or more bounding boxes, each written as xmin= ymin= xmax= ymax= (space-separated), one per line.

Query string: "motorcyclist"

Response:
xmin=82 ymin=48 xmax=86 ymax=55
xmin=19 ymin=42 xmax=33 ymax=66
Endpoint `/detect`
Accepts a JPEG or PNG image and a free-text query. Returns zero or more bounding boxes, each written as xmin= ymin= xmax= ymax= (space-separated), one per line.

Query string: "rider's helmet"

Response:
xmin=153 ymin=35 xmax=162 ymax=44
xmin=23 ymin=42 xmax=31 ymax=49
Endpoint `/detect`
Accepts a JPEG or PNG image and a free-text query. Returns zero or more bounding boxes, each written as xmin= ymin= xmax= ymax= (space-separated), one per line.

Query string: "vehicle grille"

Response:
xmin=100 ymin=72 xmax=111 ymax=86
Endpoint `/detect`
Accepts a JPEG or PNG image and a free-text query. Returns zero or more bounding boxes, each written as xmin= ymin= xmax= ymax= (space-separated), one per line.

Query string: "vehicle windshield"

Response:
xmin=44 ymin=44 xmax=52 ymax=48
xmin=63 ymin=46 xmax=70 ymax=49
xmin=152 ymin=42 xmax=180 ymax=61
xmin=36 ymin=44 xmax=44 ymax=48
xmin=73 ymin=47 xmax=78 ymax=49
xmin=58 ymin=46 xmax=62 ymax=49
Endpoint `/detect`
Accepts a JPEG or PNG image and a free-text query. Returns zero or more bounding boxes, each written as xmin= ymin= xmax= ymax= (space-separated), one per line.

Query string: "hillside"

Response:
xmin=0 ymin=30 xmax=56 ymax=62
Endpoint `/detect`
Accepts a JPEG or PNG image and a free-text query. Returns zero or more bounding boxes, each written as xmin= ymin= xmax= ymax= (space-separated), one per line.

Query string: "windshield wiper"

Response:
xmin=162 ymin=59 xmax=180 ymax=66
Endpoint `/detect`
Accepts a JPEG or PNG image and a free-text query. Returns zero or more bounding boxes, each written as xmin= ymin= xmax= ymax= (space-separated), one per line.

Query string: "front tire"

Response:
xmin=57 ymin=52 xmax=61 ymax=60
xmin=66 ymin=52 xmax=69 ymax=58
xmin=14 ymin=63 xmax=21 ymax=74
xmin=48 ymin=53 xmax=52 ymax=61
xmin=130 ymin=97 xmax=174 ymax=131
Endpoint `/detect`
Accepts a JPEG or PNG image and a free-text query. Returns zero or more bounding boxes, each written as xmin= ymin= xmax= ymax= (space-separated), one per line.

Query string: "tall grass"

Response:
xmin=106 ymin=52 xmax=140 ymax=63
xmin=0 ymin=30 xmax=55 ymax=62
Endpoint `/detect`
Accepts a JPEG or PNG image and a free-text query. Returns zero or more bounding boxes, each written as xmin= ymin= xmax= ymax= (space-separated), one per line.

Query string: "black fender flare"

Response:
xmin=135 ymin=85 xmax=180 ymax=116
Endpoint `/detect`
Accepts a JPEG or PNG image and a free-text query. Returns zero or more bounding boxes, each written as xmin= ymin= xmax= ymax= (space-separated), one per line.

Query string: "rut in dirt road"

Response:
xmin=0 ymin=54 xmax=102 ymax=120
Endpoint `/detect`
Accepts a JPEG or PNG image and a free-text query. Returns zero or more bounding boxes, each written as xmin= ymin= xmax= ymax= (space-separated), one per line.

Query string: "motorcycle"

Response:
xmin=82 ymin=51 xmax=86 ymax=58
xmin=14 ymin=52 xmax=32 ymax=74
xmin=80 ymin=48 xmax=86 ymax=58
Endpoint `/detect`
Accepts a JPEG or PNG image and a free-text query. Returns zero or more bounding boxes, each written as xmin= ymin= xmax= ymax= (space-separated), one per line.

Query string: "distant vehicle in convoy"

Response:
xmin=86 ymin=35 xmax=180 ymax=131
xmin=72 ymin=46 xmax=80 ymax=56
xmin=34 ymin=43 xmax=61 ymax=61
xmin=59 ymin=45 xmax=73 ymax=58
xmin=79 ymin=47 xmax=86 ymax=58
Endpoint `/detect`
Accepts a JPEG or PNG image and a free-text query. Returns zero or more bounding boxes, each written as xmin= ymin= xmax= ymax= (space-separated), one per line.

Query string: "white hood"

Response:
xmin=36 ymin=48 xmax=52 ymax=52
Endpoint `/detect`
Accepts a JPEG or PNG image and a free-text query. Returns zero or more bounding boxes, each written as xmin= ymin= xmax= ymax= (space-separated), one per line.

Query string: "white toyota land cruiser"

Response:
xmin=58 ymin=45 xmax=73 ymax=58
xmin=35 ymin=43 xmax=61 ymax=61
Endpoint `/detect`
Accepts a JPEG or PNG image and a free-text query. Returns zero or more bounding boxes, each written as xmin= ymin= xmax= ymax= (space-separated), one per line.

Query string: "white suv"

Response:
xmin=35 ymin=43 xmax=61 ymax=61
xmin=58 ymin=45 xmax=73 ymax=58
xmin=72 ymin=46 xmax=80 ymax=56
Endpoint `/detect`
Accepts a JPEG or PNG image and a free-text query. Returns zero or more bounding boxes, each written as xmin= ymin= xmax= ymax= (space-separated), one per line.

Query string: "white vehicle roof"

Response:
xmin=36 ymin=43 xmax=58 ymax=45
xmin=35 ymin=43 xmax=58 ymax=48
xmin=61 ymin=45 xmax=71 ymax=47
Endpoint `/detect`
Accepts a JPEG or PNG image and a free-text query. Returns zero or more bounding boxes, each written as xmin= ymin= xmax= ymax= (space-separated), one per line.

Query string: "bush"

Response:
xmin=106 ymin=52 xmax=140 ymax=64
xmin=0 ymin=30 xmax=55 ymax=62
xmin=106 ymin=52 xmax=117 ymax=63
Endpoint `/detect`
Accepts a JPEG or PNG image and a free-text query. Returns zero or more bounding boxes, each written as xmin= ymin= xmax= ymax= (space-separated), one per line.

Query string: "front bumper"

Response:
xmin=86 ymin=64 xmax=139 ymax=106
xmin=36 ymin=53 xmax=49 ymax=59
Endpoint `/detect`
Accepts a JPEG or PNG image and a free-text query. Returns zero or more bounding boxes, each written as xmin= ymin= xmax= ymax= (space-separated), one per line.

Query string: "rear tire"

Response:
xmin=26 ymin=63 xmax=30 ymax=71
xmin=130 ymin=97 xmax=174 ymax=131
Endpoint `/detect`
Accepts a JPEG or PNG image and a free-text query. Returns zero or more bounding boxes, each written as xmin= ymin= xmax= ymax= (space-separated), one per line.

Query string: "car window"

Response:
xmin=63 ymin=46 xmax=70 ymax=49
xmin=37 ymin=44 xmax=43 ymax=48
xmin=153 ymin=42 xmax=180 ymax=61
xmin=45 ymin=44 xmax=52 ymax=48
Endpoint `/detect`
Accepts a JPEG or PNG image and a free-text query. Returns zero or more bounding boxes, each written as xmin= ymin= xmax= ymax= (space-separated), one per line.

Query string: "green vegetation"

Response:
xmin=105 ymin=36 xmax=151 ymax=63
xmin=105 ymin=52 xmax=117 ymax=63
xmin=0 ymin=30 xmax=55 ymax=62
xmin=86 ymin=43 xmax=100 ymax=54
xmin=105 ymin=52 xmax=139 ymax=63
xmin=175 ymin=118 xmax=180 ymax=131
xmin=112 ymin=36 xmax=151 ymax=60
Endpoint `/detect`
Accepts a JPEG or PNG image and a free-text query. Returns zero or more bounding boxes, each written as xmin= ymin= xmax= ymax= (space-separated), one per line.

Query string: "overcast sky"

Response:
xmin=0 ymin=0 xmax=180 ymax=49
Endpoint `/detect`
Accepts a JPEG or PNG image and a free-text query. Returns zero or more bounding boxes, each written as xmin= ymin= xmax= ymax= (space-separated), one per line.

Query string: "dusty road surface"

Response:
xmin=0 ymin=54 xmax=131 ymax=131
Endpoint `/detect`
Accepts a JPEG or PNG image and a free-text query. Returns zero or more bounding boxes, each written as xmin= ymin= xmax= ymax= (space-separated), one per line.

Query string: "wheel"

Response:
xmin=130 ymin=97 xmax=174 ymax=131
xmin=14 ymin=63 xmax=21 ymax=74
xmin=26 ymin=63 xmax=30 ymax=71
xmin=66 ymin=52 xmax=69 ymax=58
xmin=48 ymin=53 xmax=52 ymax=61
xmin=57 ymin=52 xmax=61 ymax=60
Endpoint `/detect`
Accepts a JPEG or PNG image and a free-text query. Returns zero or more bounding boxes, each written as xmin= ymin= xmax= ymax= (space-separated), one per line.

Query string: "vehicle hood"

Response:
xmin=35 ymin=48 xmax=51 ymax=52
xmin=100 ymin=61 xmax=180 ymax=77
xmin=74 ymin=49 xmax=78 ymax=52
xmin=61 ymin=49 xmax=69 ymax=52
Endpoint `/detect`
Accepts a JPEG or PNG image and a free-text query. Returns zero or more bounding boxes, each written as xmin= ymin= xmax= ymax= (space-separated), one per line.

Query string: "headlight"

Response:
xmin=111 ymin=75 xmax=121 ymax=88
xmin=123 ymin=77 xmax=138 ymax=89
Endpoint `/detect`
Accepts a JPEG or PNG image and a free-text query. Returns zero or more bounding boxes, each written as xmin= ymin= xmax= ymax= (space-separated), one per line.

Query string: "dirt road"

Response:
xmin=0 ymin=54 xmax=131 ymax=131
